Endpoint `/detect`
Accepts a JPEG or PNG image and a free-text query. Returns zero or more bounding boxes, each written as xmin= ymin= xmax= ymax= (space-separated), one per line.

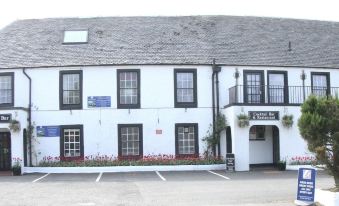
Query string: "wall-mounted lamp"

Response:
xmin=300 ymin=70 xmax=307 ymax=80
xmin=234 ymin=68 xmax=240 ymax=79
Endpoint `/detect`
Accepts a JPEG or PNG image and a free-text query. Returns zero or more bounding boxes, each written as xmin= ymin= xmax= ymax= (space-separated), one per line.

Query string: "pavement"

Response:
xmin=0 ymin=170 xmax=334 ymax=206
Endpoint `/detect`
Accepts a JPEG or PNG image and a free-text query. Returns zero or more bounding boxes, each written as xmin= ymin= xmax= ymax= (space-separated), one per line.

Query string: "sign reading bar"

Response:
xmin=296 ymin=168 xmax=316 ymax=204
xmin=248 ymin=111 xmax=279 ymax=120
xmin=0 ymin=114 xmax=12 ymax=123
xmin=226 ymin=153 xmax=235 ymax=172
xmin=37 ymin=126 xmax=60 ymax=137
xmin=88 ymin=96 xmax=111 ymax=108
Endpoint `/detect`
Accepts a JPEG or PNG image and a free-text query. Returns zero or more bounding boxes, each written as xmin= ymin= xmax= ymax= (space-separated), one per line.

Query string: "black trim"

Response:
xmin=267 ymin=70 xmax=288 ymax=104
xmin=175 ymin=123 xmax=199 ymax=157
xmin=59 ymin=70 xmax=83 ymax=110
xmin=174 ymin=69 xmax=197 ymax=108
xmin=311 ymin=72 xmax=330 ymax=95
xmin=117 ymin=69 xmax=141 ymax=109
xmin=60 ymin=125 xmax=84 ymax=161
xmin=0 ymin=72 xmax=14 ymax=107
xmin=118 ymin=124 xmax=143 ymax=159
xmin=243 ymin=70 xmax=265 ymax=104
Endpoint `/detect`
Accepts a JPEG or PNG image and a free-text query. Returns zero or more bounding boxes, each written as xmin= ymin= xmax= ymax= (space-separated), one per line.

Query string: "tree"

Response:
xmin=298 ymin=95 xmax=339 ymax=190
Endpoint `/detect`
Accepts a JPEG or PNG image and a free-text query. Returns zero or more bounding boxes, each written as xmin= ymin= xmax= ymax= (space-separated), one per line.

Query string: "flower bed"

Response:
xmin=288 ymin=155 xmax=319 ymax=165
xmin=38 ymin=155 xmax=224 ymax=167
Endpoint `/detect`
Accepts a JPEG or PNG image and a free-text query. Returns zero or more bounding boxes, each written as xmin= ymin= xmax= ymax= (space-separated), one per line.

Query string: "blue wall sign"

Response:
xmin=37 ymin=126 xmax=60 ymax=137
xmin=87 ymin=96 xmax=111 ymax=108
xmin=297 ymin=168 xmax=316 ymax=202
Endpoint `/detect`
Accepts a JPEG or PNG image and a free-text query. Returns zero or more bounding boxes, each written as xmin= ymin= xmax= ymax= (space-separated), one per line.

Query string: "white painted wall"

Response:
xmin=2 ymin=65 xmax=339 ymax=170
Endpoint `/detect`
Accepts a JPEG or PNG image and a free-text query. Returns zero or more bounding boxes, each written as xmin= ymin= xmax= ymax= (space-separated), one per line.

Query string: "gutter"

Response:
xmin=22 ymin=68 xmax=32 ymax=166
xmin=211 ymin=61 xmax=216 ymax=156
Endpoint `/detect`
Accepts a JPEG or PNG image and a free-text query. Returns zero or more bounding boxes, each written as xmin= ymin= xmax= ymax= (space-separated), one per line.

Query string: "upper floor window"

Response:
xmin=243 ymin=70 xmax=264 ymax=104
xmin=174 ymin=69 xmax=197 ymax=108
xmin=0 ymin=73 xmax=14 ymax=107
xmin=63 ymin=30 xmax=88 ymax=44
xmin=59 ymin=71 xmax=82 ymax=110
xmin=117 ymin=70 xmax=140 ymax=108
xmin=311 ymin=72 xmax=330 ymax=97
xmin=267 ymin=71 xmax=288 ymax=104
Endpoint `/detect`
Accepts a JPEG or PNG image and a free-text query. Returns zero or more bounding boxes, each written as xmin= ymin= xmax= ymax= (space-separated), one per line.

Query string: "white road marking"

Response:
xmin=32 ymin=173 xmax=49 ymax=183
xmin=155 ymin=171 xmax=166 ymax=181
xmin=96 ymin=172 xmax=103 ymax=182
xmin=207 ymin=170 xmax=230 ymax=180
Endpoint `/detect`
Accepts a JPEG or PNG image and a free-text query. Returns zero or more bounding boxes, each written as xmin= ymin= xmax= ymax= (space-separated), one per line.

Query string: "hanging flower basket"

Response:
xmin=237 ymin=114 xmax=250 ymax=128
xmin=9 ymin=120 xmax=21 ymax=132
xmin=281 ymin=115 xmax=293 ymax=128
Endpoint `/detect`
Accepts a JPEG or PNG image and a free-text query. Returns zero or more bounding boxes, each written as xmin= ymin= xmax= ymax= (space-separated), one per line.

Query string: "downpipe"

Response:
xmin=22 ymin=68 xmax=32 ymax=166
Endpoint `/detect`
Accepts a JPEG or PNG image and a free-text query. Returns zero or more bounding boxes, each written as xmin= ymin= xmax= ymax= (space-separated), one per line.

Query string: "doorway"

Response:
xmin=272 ymin=126 xmax=280 ymax=164
xmin=0 ymin=132 xmax=11 ymax=170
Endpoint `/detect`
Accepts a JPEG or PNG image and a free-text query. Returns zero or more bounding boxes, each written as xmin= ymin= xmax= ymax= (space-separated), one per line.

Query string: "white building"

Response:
xmin=0 ymin=16 xmax=338 ymax=171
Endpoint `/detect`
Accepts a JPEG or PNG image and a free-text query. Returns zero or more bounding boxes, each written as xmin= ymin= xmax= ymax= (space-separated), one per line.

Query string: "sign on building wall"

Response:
xmin=248 ymin=111 xmax=279 ymax=120
xmin=0 ymin=114 xmax=11 ymax=123
xmin=296 ymin=168 xmax=316 ymax=203
xmin=37 ymin=126 xmax=60 ymax=137
xmin=87 ymin=96 xmax=111 ymax=108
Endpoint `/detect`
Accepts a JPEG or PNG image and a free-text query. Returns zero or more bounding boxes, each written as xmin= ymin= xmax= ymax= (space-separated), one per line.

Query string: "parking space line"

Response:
xmin=207 ymin=170 xmax=230 ymax=180
xmin=96 ymin=172 xmax=103 ymax=182
xmin=155 ymin=171 xmax=166 ymax=181
xmin=32 ymin=173 xmax=49 ymax=183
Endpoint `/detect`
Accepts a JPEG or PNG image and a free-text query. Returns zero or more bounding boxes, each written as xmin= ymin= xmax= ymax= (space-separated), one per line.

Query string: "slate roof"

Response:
xmin=1 ymin=15 xmax=339 ymax=69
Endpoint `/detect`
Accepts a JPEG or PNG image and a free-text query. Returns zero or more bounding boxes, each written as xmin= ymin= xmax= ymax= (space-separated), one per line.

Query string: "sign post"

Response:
xmin=226 ymin=153 xmax=235 ymax=172
xmin=294 ymin=168 xmax=316 ymax=205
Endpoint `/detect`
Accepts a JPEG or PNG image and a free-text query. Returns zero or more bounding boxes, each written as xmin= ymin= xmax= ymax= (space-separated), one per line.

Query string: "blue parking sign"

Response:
xmin=297 ymin=168 xmax=316 ymax=202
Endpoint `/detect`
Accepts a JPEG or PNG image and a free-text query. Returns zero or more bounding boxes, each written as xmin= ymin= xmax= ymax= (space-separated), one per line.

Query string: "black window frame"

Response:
xmin=243 ymin=70 xmax=265 ymax=104
xmin=174 ymin=69 xmax=197 ymax=108
xmin=59 ymin=70 xmax=83 ymax=110
xmin=267 ymin=70 xmax=289 ymax=104
xmin=118 ymin=124 xmax=143 ymax=159
xmin=0 ymin=72 xmax=14 ymax=107
xmin=311 ymin=72 xmax=330 ymax=96
xmin=249 ymin=125 xmax=266 ymax=141
xmin=117 ymin=69 xmax=141 ymax=109
xmin=175 ymin=123 xmax=199 ymax=157
xmin=60 ymin=125 xmax=84 ymax=161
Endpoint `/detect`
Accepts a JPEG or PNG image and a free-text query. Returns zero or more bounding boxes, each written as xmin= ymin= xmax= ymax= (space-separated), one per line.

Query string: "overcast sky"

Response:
xmin=1 ymin=0 xmax=339 ymax=29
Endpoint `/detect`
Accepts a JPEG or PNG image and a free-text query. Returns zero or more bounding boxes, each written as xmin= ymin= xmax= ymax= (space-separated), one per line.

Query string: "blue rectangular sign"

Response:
xmin=87 ymin=96 xmax=111 ymax=108
xmin=297 ymin=168 xmax=316 ymax=202
xmin=37 ymin=126 xmax=60 ymax=137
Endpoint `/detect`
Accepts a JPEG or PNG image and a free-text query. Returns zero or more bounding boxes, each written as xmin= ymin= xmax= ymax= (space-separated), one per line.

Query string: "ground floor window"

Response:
xmin=60 ymin=125 xmax=84 ymax=160
xmin=249 ymin=125 xmax=265 ymax=140
xmin=118 ymin=124 xmax=143 ymax=159
xmin=175 ymin=123 xmax=199 ymax=157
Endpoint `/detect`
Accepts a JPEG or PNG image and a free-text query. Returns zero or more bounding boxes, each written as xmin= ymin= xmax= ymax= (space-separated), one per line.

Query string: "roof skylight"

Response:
xmin=63 ymin=30 xmax=88 ymax=44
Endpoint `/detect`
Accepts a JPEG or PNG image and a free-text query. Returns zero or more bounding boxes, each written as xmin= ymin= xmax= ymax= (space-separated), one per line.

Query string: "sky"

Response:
xmin=1 ymin=0 xmax=339 ymax=29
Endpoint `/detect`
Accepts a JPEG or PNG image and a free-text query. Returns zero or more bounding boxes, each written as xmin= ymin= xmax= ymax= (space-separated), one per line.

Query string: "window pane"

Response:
xmin=177 ymin=126 xmax=195 ymax=155
xmin=119 ymin=71 xmax=138 ymax=105
xmin=64 ymin=31 xmax=88 ymax=43
xmin=312 ymin=74 xmax=328 ymax=96
xmin=269 ymin=73 xmax=285 ymax=103
xmin=0 ymin=76 xmax=12 ymax=104
xmin=120 ymin=126 xmax=140 ymax=156
xmin=64 ymin=128 xmax=81 ymax=157
xmin=63 ymin=73 xmax=80 ymax=105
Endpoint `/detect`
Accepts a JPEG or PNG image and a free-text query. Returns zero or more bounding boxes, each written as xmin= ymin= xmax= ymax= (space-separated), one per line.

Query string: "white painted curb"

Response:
xmin=286 ymin=165 xmax=324 ymax=171
xmin=315 ymin=189 xmax=339 ymax=206
xmin=23 ymin=164 xmax=226 ymax=174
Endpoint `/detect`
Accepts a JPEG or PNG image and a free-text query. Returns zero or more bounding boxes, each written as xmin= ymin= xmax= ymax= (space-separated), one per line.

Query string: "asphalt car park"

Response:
xmin=0 ymin=170 xmax=335 ymax=206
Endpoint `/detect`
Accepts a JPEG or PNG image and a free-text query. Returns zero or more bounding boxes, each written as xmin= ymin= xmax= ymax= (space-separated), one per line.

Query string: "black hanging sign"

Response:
xmin=0 ymin=114 xmax=12 ymax=123
xmin=248 ymin=111 xmax=279 ymax=120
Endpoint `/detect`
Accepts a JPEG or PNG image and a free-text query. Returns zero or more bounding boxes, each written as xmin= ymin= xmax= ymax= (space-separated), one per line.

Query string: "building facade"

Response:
xmin=0 ymin=16 xmax=339 ymax=171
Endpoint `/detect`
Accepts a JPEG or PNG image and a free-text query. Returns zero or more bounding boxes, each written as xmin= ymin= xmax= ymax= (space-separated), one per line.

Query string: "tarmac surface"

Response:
xmin=0 ymin=170 xmax=334 ymax=206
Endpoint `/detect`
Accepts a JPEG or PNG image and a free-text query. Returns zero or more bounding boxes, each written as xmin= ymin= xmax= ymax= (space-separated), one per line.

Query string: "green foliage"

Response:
xmin=9 ymin=119 xmax=21 ymax=132
xmin=237 ymin=114 xmax=249 ymax=128
xmin=298 ymin=95 xmax=339 ymax=189
xmin=282 ymin=114 xmax=293 ymax=128
xmin=203 ymin=113 xmax=228 ymax=155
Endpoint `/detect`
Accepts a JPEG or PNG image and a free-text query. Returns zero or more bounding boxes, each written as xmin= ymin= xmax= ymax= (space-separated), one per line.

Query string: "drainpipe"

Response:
xmin=213 ymin=64 xmax=222 ymax=157
xmin=211 ymin=61 xmax=216 ymax=157
xmin=22 ymin=68 xmax=32 ymax=166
